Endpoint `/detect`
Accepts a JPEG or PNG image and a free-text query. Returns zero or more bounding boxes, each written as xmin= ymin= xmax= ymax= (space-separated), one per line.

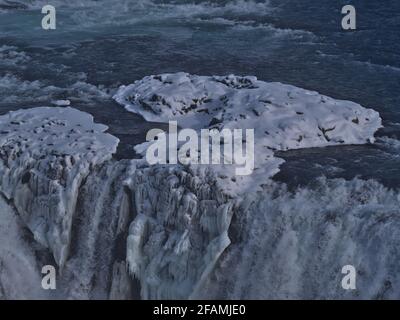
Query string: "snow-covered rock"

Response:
xmin=114 ymin=73 xmax=381 ymax=151
xmin=0 ymin=107 xmax=119 ymax=268
xmin=114 ymin=73 xmax=382 ymax=192
xmin=0 ymin=107 xmax=236 ymax=300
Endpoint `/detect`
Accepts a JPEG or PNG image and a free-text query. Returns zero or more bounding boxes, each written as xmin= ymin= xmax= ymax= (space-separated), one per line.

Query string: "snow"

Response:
xmin=0 ymin=107 xmax=119 ymax=268
xmin=52 ymin=99 xmax=71 ymax=106
xmin=114 ymin=73 xmax=381 ymax=148
xmin=0 ymin=73 xmax=394 ymax=300
xmin=114 ymin=73 xmax=382 ymax=193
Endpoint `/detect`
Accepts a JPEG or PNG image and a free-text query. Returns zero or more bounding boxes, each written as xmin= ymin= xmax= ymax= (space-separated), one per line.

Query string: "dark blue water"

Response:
xmin=1 ymin=0 xmax=399 ymax=188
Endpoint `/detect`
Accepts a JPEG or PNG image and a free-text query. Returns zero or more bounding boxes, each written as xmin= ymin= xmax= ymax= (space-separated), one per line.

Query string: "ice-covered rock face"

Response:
xmin=0 ymin=107 xmax=119 ymax=267
xmin=124 ymin=165 xmax=235 ymax=299
xmin=114 ymin=73 xmax=382 ymax=192
xmin=0 ymin=74 xmax=391 ymax=300
xmin=0 ymin=107 xmax=236 ymax=299
xmin=0 ymin=196 xmax=46 ymax=299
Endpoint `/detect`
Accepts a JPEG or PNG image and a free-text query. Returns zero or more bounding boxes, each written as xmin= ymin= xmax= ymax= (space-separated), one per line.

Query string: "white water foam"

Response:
xmin=0 ymin=73 xmax=109 ymax=105
xmin=195 ymin=177 xmax=400 ymax=299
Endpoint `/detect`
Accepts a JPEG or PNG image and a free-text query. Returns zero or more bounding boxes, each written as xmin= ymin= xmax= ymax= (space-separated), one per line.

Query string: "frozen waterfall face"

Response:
xmin=0 ymin=107 xmax=119 ymax=269
xmin=0 ymin=74 xmax=398 ymax=300
xmin=124 ymin=165 xmax=235 ymax=299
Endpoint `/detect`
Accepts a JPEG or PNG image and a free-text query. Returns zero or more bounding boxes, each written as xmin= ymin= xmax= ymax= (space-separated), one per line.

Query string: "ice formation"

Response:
xmin=0 ymin=107 xmax=119 ymax=267
xmin=0 ymin=196 xmax=47 ymax=299
xmin=1 ymin=74 xmax=397 ymax=300
xmin=0 ymin=107 xmax=236 ymax=299
xmin=124 ymin=165 xmax=235 ymax=299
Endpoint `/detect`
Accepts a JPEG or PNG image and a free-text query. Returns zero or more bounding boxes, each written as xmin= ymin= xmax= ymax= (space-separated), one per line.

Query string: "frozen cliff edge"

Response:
xmin=0 ymin=195 xmax=47 ymax=299
xmin=0 ymin=107 xmax=236 ymax=299
xmin=0 ymin=107 xmax=119 ymax=268
xmin=0 ymin=73 xmax=391 ymax=299
xmin=124 ymin=165 xmax=236 ymax=299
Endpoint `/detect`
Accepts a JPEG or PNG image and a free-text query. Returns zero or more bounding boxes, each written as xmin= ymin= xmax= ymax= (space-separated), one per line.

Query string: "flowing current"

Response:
xmin=0 ymin=0 xmax=400 ymax=299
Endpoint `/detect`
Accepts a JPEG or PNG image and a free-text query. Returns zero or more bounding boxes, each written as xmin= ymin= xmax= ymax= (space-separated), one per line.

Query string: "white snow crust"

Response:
xmin=114 ymin=73 xmax=381 ymax=192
